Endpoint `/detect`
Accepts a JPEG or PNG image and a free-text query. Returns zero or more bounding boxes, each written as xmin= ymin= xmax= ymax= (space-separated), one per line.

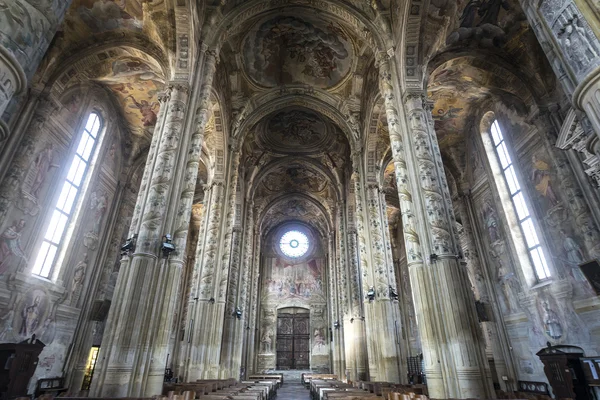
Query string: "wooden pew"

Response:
xmin=247 ymin=374 xmax=283 ymax=387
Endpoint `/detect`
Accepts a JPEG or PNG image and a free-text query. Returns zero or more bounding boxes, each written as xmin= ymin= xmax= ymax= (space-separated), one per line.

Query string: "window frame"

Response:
xmin=31 ymin=112 xmax=103 ymax=279
xmin=486 ymin=118 xmax=552 ymax=283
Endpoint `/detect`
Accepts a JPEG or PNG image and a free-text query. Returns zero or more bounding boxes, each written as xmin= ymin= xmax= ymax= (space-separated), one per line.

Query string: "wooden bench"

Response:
xmin=247 ymin=374 xmax=283 ymax=387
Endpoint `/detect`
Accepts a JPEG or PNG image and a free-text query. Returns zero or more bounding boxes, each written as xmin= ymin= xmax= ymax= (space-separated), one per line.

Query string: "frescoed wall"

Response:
xmin=257 ymin=226 xmax=330 ymax=373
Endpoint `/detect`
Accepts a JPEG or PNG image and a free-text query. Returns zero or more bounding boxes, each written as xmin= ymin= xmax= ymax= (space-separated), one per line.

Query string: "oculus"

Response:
xmin=279 ymin=230 xmax=310 ymax=258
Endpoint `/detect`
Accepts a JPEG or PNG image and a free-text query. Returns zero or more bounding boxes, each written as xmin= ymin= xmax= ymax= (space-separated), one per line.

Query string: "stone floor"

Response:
xmin=275 ymin=383 xmax=310 ymax=400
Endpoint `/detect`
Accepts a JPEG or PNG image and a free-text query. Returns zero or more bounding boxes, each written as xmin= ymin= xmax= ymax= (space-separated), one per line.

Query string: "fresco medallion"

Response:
xmin=242 ymin=15 xmax=354 ymax=89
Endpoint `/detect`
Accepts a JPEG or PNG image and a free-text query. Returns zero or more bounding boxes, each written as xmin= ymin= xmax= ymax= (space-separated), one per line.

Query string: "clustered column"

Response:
xmin=351 ymin=156 xmax=402 ymax=383
xmin=378 ymin=53 xmax=494 ymax=399
xmin=91 ymin=82 xmax=190 ymax=397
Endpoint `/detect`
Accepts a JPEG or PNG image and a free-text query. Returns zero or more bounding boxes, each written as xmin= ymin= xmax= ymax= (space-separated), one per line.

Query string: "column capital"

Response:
xmin=402 ymin=89 xmax=427 ymax=107
xmin=167 ymin=81 xmax=190 ymax=94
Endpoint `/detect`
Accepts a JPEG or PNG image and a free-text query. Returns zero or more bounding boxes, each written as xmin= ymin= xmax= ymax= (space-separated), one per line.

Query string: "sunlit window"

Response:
xmin=489 ymin=120 xmax=551 ymax=281
xmin=32 ymin=113 xmax=101 ymax=278
xmin=279 ymin=230 xmax=310 ymax=258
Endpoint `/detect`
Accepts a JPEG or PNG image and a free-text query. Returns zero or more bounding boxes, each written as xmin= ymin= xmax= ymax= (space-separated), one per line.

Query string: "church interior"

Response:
xmin=1 ymin=0 xmax=600 ymax=398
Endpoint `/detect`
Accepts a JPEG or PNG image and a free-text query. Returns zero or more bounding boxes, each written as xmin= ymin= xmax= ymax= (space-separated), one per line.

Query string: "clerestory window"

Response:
xmin=488 ymin=119 xmax=551 ymax=281
xmin=32 ymin=112 xmax=102 ymax=278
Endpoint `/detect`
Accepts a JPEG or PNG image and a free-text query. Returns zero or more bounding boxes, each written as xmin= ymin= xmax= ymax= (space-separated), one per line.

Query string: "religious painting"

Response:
xmin=579 ymin=260 xmax=600 ymax=295
xmin=263 ymin=258 xmax=325 ymax=301
xmin=266 ymin=110 xmax=327 ymax=147
xmin=75 ymin=0 xmax=143 ymax=33
xmin=262 ymin=164 xmax=328 ymax=193
xmin=312 ymin=327 xmax=328 ymax=355
xmin=60 ymin=88 xmax=86 ymax=128
xmin=530 ymin=153 xmax=560 ymax=210
xmin=242 ymin=16 xmax=354 ymax=88
xmin=14 ymin=288 xmax=50 ymax=339
xmin=0 ymin=218 xmax=28 ymax=276
xmin=536 ymin=296 xmax=563 ymax=341
xmin=98 ymin=58 xmax=163 ymax=135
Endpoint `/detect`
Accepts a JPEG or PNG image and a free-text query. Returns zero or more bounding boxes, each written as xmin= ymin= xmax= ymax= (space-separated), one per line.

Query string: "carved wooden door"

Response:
xmin=276 ymin=312 xmax=310 ymax=370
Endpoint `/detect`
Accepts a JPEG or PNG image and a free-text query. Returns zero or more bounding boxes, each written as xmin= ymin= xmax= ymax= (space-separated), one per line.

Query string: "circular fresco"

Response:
xmin=242 ymin=15 xmax=354 ymax=89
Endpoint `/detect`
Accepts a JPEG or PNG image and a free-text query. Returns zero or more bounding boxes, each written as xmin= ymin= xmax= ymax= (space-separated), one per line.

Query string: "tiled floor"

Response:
xmin=275 ymin=383 xmax=311 ymax=400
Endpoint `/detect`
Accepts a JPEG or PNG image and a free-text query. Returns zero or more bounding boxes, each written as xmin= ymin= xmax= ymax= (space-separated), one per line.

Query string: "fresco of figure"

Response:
xmin=29 ymin=142 xmax=59 ymax=198
xmin=531 ymin=154 xmax=559 ymax=207
xmin=0 ymin=219 xmax=27 ymax=275
xmin=541 ymin=300 xmax=562 ymax=340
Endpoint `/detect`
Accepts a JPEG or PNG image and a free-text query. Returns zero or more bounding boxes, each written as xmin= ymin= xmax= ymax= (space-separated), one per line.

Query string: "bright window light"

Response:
xmin=279 ymin=230 xmax=310 ymax=258
xmin=490 ymin=120 xmax=551 ymax=281
xmin=32 ymin=113 xmax=101 ymax=278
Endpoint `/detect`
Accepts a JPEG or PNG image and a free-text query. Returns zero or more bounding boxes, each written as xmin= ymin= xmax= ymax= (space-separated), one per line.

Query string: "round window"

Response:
xmin=279 ymin=230 xmax=310 ymax=258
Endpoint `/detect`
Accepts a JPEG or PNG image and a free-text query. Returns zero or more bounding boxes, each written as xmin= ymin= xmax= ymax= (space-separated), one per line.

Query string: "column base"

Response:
xmin=0 ymin=45 xmax=26 ymax=118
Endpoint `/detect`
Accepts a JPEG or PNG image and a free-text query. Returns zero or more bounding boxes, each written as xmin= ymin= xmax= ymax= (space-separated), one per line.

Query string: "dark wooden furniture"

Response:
xmin=537 ymin=344 xmax=591 ymax=400
xmin=0 ymin=338 xmax=45 ymax=399
xmin=517 ymin=380 xmax=550 ymax=395
xmin=35 ymin=377 xmax=67 ymax=398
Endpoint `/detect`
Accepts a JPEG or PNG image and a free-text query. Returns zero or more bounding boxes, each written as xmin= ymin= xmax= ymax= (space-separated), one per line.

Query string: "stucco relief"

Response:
xmin=540 ymin=0 xmax=600 ymax=79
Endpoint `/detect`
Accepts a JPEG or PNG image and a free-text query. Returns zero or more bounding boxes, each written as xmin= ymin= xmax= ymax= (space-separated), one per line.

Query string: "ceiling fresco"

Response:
xmin=99 ymin=57 xmax=163 ymax=135
xmin=257 ymin=108 xmax=334 ymax=154
xmin=262 ymin=163 xmax=329 ymax=194
xmin=241 ymin=15 xmax=355 ymax=89
xmin=427 ymin=57 xmax=531 ymax=148
xmin=260 ymin=197 xmax=330 ymax=238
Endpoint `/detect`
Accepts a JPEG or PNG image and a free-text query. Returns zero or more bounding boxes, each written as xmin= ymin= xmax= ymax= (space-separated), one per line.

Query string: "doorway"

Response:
xmin=276 ymin=307 xmax=310 ymax=370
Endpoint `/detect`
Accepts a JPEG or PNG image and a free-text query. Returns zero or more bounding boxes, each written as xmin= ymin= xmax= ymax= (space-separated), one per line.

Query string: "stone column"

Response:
xmin=344 ymin=227 xmax=369 ymax=382
xmin=518 ymin=0 xmax=600 ymax=138
xmin=220 ymin=225 xmax=243 ymax=378
xmin=328 ymin=231 xmax=345 ymax=377
xmin=0 ymin=0 xmax=72 ymax=133
xmin=233 ymin=204 xmax=254 ymax=379
xmin=244 ymin=222 xmax=261 ymax=375
xmin=183 ymin=180 xmax=224 ymax=380
xmin=90 ymin=82 xmax=190 ymax=397
xmin=351 ymin=157 xmax=403 ymax=383
xmin=456 ymin=193 xmax=517 ymax=391
xmin=378 ymin=54 xmax=494 ymax=398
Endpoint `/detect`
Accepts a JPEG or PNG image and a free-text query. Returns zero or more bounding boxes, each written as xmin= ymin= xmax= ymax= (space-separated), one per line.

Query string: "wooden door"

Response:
xmin=276 ymin=312 xmax=310 ymax=370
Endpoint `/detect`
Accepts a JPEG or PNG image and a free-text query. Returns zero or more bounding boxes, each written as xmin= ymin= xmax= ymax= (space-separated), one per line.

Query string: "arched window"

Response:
xmin=486 ymin=119 xmax=551 ymax=282
xmin=32 ymin=112 xmax=102 ymax=278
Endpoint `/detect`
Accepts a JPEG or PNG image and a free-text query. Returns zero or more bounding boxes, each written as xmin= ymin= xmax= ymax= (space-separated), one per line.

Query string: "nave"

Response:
xmin=1 ymin=0 xmax=600 ymax=397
